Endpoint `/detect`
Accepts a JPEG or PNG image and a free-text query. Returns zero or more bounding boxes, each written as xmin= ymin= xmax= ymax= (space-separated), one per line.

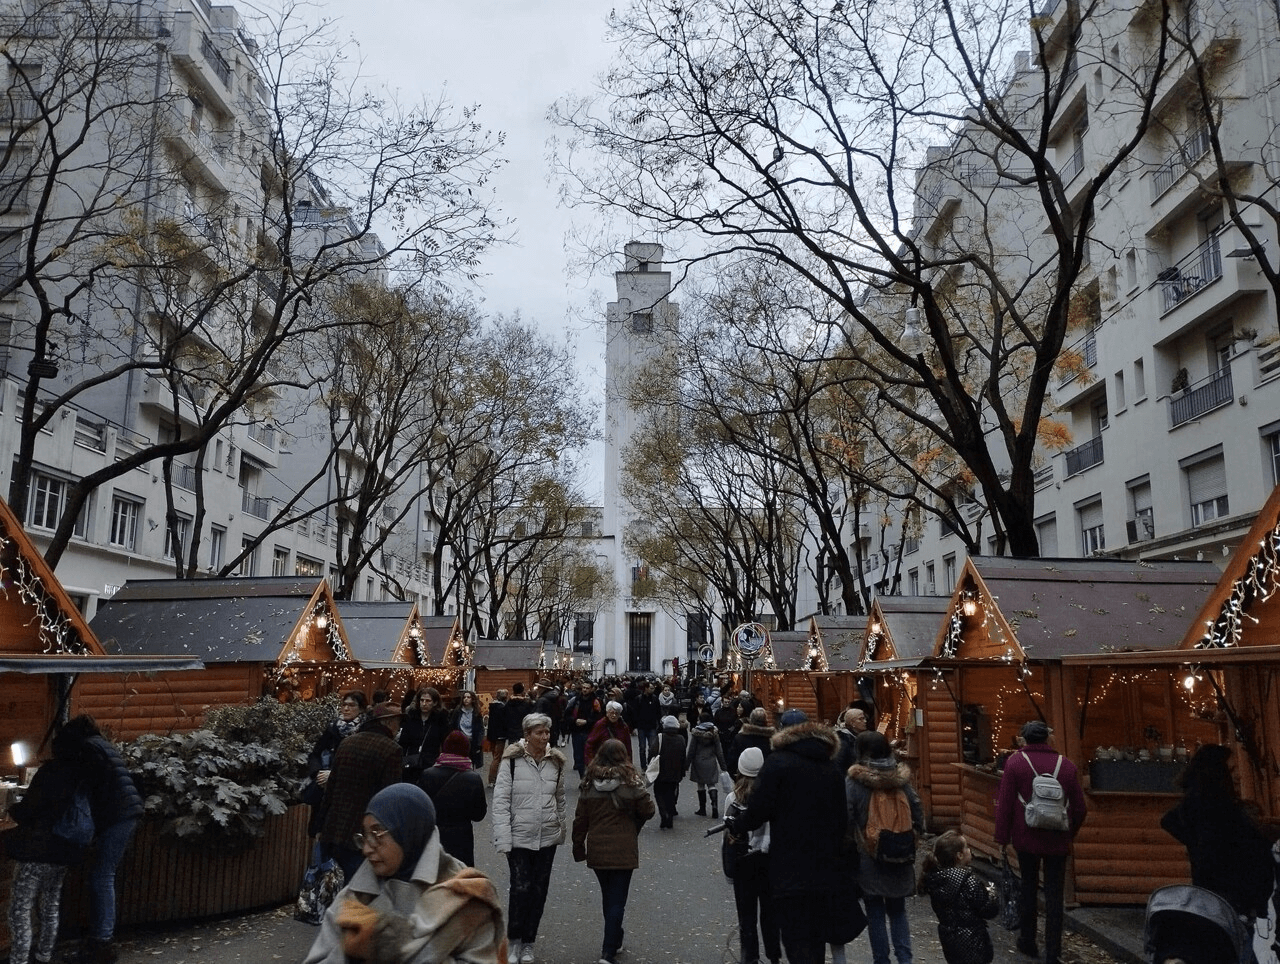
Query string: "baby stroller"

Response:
xmin=1145 ymin=885 xmax=1252 ymax=964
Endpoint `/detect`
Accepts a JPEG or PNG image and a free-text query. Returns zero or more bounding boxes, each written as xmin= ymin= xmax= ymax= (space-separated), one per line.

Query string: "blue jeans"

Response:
xmin=864 ymin=895 xmax=912 ymax=964
xmin=635 ymin=729 xmax=657 ymax=767
xmin=593 ymin=867 xmax=633 ymax=961
xmin=89 ymin=818 xmax=138 ymax=941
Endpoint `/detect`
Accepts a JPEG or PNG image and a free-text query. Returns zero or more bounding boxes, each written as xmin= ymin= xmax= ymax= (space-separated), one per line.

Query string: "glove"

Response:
xmin=336 ymin=899 xmax=380 ymax=961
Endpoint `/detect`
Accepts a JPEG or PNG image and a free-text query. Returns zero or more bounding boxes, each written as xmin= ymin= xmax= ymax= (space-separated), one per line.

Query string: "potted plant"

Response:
xmin=1171 ymin=367 xmax=1190 ymax=394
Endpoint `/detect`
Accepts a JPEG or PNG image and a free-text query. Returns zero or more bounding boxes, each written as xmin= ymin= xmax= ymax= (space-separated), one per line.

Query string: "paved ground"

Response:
xmin=94 ymin=768 xmax=1142 ymax=964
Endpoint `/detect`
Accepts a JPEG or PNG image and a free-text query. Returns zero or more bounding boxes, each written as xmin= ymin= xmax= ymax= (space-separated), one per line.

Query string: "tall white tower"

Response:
xmin=596 ymin=242 xmax=692 ymax=675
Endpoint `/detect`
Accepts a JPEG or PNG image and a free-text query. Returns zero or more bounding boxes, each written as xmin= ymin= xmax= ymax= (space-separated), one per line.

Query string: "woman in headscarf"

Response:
xmin=419 ymin=731 xmax=488 ymax=866
xmin=303 ymin=783 xmax=505 ymax=964
xmin=572 ymin=739 xmax=655 ymax=964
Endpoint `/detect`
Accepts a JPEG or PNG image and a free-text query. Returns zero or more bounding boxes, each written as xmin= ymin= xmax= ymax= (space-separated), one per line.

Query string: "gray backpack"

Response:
xmin=1018 ymin=751 xmax=1069 ymax=831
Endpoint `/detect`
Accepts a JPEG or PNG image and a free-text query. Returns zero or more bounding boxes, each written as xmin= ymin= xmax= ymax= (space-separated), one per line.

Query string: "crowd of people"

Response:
xmin=9 ymin=676 xmax=1272 ymax=964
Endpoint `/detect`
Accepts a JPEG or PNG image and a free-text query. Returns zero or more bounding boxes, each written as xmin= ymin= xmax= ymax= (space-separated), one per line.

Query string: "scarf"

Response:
xmin=434 ymin=752 xmax=472 ymax=771
xmin=335 ymin=715 xmax=362 ymax=740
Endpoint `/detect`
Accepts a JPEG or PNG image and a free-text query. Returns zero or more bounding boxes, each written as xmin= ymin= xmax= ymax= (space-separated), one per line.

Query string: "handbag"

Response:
xmin=1000 ymin=854 xmax=1022 ymax=931
xmin=645 ymin=755 xmax=662 ymax=786
xmin=294 ymin=856 xmax=345 ymax=925
xmin=52 ymin=785 xmax=95 ymax=847
xmin=721 ymin=831 xmax=748 ymax=878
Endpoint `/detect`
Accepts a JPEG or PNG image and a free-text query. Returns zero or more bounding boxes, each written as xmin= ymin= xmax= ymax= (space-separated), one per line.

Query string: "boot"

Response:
xmin=696 ymin=788 xmax=707 ymax=815
xmin=709 ymin=789 xmax=719 ymax=818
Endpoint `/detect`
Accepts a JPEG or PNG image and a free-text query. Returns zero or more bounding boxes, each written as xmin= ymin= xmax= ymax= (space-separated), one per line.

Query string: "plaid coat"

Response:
xmin=319 ymin=729 xmax=402 ymax=847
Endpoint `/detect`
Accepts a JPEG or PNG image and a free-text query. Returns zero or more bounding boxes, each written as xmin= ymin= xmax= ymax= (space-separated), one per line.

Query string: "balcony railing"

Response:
xmin=172 ymin=462 xmax=198 ymax=491
xmin=1060 ymin=142 xmax=1085 ymax=183
xmin=1157 ymin=234 xmax=1222 ymax=313
xmin=903 ymin=536 xmax=920 ymax=555
xmin=247 ymin=420 xmax=276 ymax=449
xmin=1170 ymin=366 xmax=1233 ymax=427
xmin=242 ymin=490 xmax=271 ymax=519
xmin=1152 ymin=125 xmax=1212 ymax=198
xmin=200 ymin=33 xmax=231 ymax=87
xmin=1065 ymin=434 xmax=1104 ymax=476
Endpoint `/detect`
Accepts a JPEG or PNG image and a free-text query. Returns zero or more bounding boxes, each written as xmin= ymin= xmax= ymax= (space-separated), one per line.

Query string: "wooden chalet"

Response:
xmin=79 ymin=576 xmax=355 ymax=740
xmin=339 ymin=603 xmax=460 ymax=704
xmin=928 ymin=556 xmax=1222 ymax=904
xmin=856 ymin=596 xmax=952 ymax=800
xmin=752 ymin=629 xmax=826 ymax=722
xmin=470 ymin=638 xmax=548 ymax=700
xmin=0 ymin=498 xmax=199 ymax=952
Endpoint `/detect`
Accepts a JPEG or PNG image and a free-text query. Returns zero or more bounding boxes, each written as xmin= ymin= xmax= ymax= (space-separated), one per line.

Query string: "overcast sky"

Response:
xmin=316 ymin=0 xmax=620 ymax=495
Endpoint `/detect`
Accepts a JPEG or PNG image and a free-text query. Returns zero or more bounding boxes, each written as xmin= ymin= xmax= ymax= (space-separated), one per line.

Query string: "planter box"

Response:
xmin=59 ymin=804 xmax=310 ymax=933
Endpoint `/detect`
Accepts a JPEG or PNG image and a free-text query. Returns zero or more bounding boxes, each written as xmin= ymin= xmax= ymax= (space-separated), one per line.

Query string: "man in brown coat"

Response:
xmin=319 ymin=703 xmax=403 ymax=880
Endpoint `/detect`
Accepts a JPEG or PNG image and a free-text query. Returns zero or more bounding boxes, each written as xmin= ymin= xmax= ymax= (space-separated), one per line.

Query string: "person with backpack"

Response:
xmin=846 ymin=730 xmax=924 ymax=964
xmin=993 ymin=720 xmax=1087 ymax=964
xmin=6 ymin=726 xmax=93 ymax=964
xmin=723 ymin=747 xmax=782 ymax=964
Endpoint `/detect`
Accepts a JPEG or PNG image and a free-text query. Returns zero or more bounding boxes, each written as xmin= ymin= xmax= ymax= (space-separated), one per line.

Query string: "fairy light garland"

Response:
xmin=1197 ymin=522 xmax=1280 ymax=649
xmin=0 ymin=532 xmax=86 ymax=654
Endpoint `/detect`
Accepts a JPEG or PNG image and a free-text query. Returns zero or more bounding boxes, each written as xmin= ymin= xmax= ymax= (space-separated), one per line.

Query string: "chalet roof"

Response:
xmin=338 ymin=601 xmax=418 ymax=663
xmin=91 ymin=576 xmax=340 ymax=662
xmin=866 ymin=596 xmax=951 ymax=665
xmin=766 ymin=631 xmax=816 ymax=671
xmin=810 ymin=614 xmax=863 ymax=664
xmin=953 ymin=557 xmax=1221 ymax=661
xmin=472 ymin=637 xmax=545 ymax=671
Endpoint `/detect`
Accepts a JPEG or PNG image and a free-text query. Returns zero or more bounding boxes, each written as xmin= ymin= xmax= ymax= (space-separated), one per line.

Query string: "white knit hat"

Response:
xmin=738 ymin=746 xmax=765 ymax=777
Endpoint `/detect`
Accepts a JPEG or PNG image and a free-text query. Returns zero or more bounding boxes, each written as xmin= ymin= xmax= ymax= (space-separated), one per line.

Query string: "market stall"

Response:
xmin=338 ymin=603 xmax=460 ymax=703
xmin=81 ymin=576 xmax=355 ymax=739
xmin=932 ymin=556 xmax=1221 ymax=904
xmin=751 ymin=630 xmax=825 ymax=722
xmin=470 ymin=637 xmax=548 ymax=702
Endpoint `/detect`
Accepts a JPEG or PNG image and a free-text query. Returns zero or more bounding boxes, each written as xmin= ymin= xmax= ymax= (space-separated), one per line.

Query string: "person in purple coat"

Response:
xmin=993 ymin=720 xmax=1087 ymax=964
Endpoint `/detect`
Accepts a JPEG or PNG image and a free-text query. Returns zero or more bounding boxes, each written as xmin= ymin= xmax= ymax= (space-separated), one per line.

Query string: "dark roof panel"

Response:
xmin=472 ymin=638 xmax=544 ymax=671
xmin=91 ymin=595 xmax=308 ymax=661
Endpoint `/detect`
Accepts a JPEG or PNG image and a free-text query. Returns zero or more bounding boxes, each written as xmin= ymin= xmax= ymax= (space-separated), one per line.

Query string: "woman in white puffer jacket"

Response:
xmin=492 ymin=712 xmax=567 ymax=964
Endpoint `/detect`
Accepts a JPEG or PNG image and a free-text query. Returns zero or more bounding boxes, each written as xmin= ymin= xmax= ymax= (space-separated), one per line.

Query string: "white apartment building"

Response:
xmin=896 ymin=0 xmax=1280 ymax=595
xmin=0 ymin=0 xmax=437 ymax=616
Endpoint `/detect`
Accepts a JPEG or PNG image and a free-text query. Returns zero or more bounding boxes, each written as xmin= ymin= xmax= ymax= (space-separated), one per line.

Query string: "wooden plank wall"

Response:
xmin=922 ymin=675 xmax=962 ymax=831
xmin=70 ymin=665 xmax=261 ymax=741
xmin=1072 ymin=792 xmax=1191 ymax=904
xmin=473 ymin=670 xmax=535 ymax=704
xmin=0 ymin=674 xmax=55 ymax=764
xmin=783 ymin=675 xmax=819 ymax=722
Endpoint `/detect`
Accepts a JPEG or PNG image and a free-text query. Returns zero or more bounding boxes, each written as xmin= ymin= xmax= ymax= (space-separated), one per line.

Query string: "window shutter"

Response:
xmin=1187 ymin=458 xmax=1227 ymax=505
xmin=1079 ymin=501 xmax=1103 ymax=530
xmin=1037 ymin=519 xmax=1058 ymax=556
xmin=1132 ymin=484 xmax=1152 ymax=513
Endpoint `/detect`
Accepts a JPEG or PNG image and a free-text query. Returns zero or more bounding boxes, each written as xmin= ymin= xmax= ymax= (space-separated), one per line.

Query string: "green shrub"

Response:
xmin=120 ymin=695 xmax=342 ymax=848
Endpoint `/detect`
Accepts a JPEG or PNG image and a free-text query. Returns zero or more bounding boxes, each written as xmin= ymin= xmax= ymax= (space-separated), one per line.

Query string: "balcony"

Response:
xmin=242 ymin=490 xmax=271 ymax=519
xmin=1060 ymin=141 xmax=1085 ymax=184
xmin=1157 ymin=234 xmax=1222 ymax=314
xmin=1151 ymin=126 xmax=1211 ymax=199
xmin=1064 ymin=434 xmax=1104 ymax=476
xmin=172 ymin=462 xmax=199 ymax=492
xmin=199 ymin=33 xmax=232 ymax=87
xmin=246 ymin=420 xmax=276 ymax=449
xmin=1170 ymin=366 xmax=1232 ymax=427
xmin=1034 ymin=464 xmax=1055 ymax=489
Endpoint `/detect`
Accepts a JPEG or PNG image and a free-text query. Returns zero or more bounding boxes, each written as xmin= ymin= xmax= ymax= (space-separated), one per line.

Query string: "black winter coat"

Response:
xmin=738 ymin=721 xmax=848 ymax=898
xmin=649 ymin=726 xmax=687 ymax=784
xmin=6 ymin=757 xmax=88 ymax=865
xmin=726 ymin=723 xmax=774 ymax=777
xmin=503 ymin=696 xmax=533 ymax=744
xmin=398 ymin=708 xmax=450 ymax=776
xmin=922 ymin=866 xmax=999 ymax=964
xmin=419 ymin=765 xmax=487 ymax=866
xmin=86 ymin=735 xmax=143 ymax=828
xmin=485 ymin=700 xmax=507 ymax=743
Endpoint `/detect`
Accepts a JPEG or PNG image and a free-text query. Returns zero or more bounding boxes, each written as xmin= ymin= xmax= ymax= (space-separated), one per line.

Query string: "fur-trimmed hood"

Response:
xmin=848 ymin=757 xmax=913 ymax=789
xmin=770 ymin=720 xmax=838 ymax=760
xmin=502 ymin=740 xmax=567 ymax=769
xmin=736 ymin=722 xmax=775 ymax=739
xmin=690 ymin=724 xmax=721 ymax=744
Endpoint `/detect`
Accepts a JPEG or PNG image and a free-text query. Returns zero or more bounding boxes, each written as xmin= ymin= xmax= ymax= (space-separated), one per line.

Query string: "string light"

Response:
xmin=1198 ymin=522 xmax=1280 ymax=648
xmin=0 ymin=532 xmax=87 ymax=654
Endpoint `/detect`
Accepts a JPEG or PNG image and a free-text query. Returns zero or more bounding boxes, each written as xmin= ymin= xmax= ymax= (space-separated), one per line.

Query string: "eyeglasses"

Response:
xmin=341 ymin=701 xmax=359 ymax=707
xmin=353 ymin=827 xmax=391 ymax=850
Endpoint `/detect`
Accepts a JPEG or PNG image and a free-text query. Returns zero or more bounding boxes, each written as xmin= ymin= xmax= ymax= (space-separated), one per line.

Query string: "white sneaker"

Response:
xmin=507 ymin=941 xmax=521 ymax=964
xmin=519 ymin=942 xmax=536 ymax=964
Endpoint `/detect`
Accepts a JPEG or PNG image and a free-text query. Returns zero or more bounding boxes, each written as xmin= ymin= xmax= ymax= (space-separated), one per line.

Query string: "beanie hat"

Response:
xmin=661 ymin=715 xmax=679 ymax=730
xmin=442 ymin=730 xmax=471 ymax=757
xmin=370 ymin=703 xmax=402 ymax=721
xmin=779 ymin=708 xmax=808 ymax=728
xmin=1021 ymin=720 xmax=1051 ymax=744
xmin=737 ymin=746 xmax=765 ymax=777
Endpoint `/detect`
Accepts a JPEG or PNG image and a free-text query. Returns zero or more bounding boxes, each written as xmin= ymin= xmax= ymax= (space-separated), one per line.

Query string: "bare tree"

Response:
xmin=554 ymin=0 xmax=1182 ymax=556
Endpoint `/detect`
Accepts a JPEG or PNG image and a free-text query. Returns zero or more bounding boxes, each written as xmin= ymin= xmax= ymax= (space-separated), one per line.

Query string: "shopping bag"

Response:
xmin=1000 ymin=854 xmax=1021 ymax=931
xmin=645 ymin=756 xmax=662 ymax=786
xmin=294 ymin=857 xmax=345 ymax=925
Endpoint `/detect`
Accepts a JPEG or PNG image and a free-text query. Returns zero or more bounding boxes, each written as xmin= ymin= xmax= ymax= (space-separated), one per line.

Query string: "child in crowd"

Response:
xmin=723 ymin=747 xmax=780 ymax=964
xmin=919 ymin=831 xmax=1000 ymax=964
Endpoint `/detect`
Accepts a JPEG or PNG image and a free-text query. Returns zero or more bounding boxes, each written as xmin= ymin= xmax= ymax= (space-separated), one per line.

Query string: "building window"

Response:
xmin=907 ymin=569 xmax=918 ymax=595
xmin=27 ymin=472 xmax=88 ymax=536
xmin=209 ymin=525 xmax=225 ymax=570
xmin=1268 ymin=430 xmax=1280 ymax=487
xmin=1078 ymin=499 xmax=1105 ymax=554
xmin=943 ymin=554 xmax=957 ymax=593
xmin=685 ymin=611 xmax=707 ymax=657
xmin=630 ymin=311 xmax=653 ymax=334
xmin=164 ymin=514 xmax=192 ymax=559
xmin=1035 ymin=514 xmax=1058 ymax=556
xmin=1127 ymin=478 xmax=1154 ymax=543
xmin=272 ymin=546 xmax=289 ymax=576
xmin=1114 ymin=370 xmax=1126 ymax=409
xmin=0 ymin=229 xmax=21 ymax=294
xmin=925 ymin=562 xmax=936 ymax=595
xmin=1186 ymin=451 xmax=1229 ymax=526
xmin=1134 ymin=357 xmax=1146 ymax=399
xmin=628 ymin=612 xmax=653 ymax=672
xmin=574 ymin=613 xmax=595 ymax=653
xmin=239 ymin=537 xmax=258 ymax=576
xmin=0 ymin=146 xmax=30 ymax=213
xmin=108 ymin=495 xmax=141 ymax=551
xmin=296 ymin=555 xmax=323 ymax=577
xmin=1090 ymin=394 xmax=1109 ymax=433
